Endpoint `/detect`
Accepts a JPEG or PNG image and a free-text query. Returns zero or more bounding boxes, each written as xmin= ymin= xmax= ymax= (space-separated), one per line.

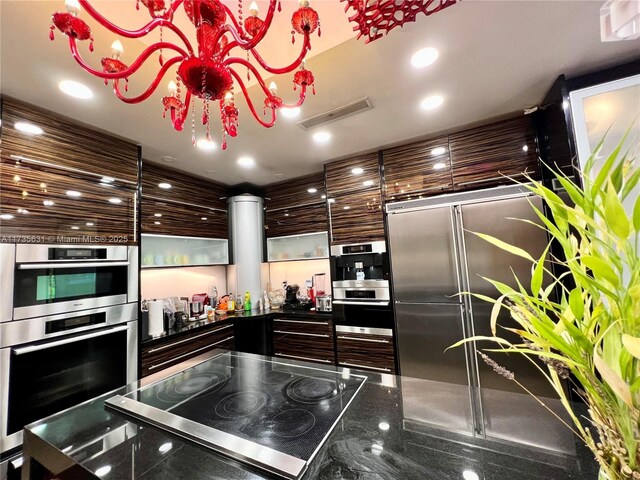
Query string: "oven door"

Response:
xmin=13 ymin=263 xmax=130 ymax=320
xmin=0 ymin=321 xmax=138 ymax=454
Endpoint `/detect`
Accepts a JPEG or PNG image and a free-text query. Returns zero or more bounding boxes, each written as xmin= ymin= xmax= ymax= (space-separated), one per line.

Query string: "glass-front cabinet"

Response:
xmin=141 ymin=234 xmax=229 ymax=268
xmin=267 ymin=231 xmax=329 ymax=262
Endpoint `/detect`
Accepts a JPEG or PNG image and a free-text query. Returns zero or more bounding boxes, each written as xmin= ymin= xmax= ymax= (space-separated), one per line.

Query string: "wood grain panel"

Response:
xmin=141 ymin=323 xmax=235 ymax=377
xmin=265 ymin=203 xmax=328 ymax=238
xmin=325 ymin=152 xmax=380 ymax=198
xmin=272 ymin=317 xmax=333 ymax=335
xmin=264 ymin=172 xmax=325 ymax=210
xmin=141 ymin=197 xmax=227 ymax=238
xmin=336 ymin=332 xmax=396 ymax=374
xmin=1 ymin=97 xmax=138 ymax=184
xmin=382 ymin=136 xmax=453 ymax=202
xmin=328 ymin=190 xmax=385 ymax=245
xmin=142 ymin=161 xmax=227 ymax=210
xmin=273 ymin=333 xmax=335 ymax=365
xmin=0 ymin=160 xmax=137 ymax=243
xmin=449 ymin=115 xmax=541 ymax=189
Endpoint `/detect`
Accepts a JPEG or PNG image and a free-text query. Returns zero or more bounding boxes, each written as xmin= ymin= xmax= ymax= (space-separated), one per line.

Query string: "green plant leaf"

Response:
xmin=634 ymin=194 xmax=640 ymax=233
xmin=621 ymin=167 xmax=640 ymax=200
xmin=531 ymin=243 xmax=550 ymax=297
xmin=604 ymin=181 xmax=630 ymax=239
xmin=581 ymin=255 xmax=619 ymax=287
xmin=593 ymin=126 xmax=629 ymax=197
xmin=473 ymin=232 xmax=534 ymax=261
xmin=622 ymin=334 xmax=640 ymax=360
xmin=594 ymin=351 xmax=633 ymax=407
xmin=568 ymin=288 xmax=584 ymax=321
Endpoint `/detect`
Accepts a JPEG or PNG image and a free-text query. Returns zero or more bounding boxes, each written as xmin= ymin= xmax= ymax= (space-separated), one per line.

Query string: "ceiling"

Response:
xmin=1 ymin=0 xmax=639 ymax=186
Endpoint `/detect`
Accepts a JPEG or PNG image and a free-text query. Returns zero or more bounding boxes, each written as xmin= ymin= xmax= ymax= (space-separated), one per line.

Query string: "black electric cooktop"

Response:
xmin=106 ymin=352 xmax=367 ymax=479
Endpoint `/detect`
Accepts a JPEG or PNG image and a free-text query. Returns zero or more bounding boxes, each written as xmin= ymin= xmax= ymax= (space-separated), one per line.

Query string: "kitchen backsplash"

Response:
xmin=267 ymin=259 xmax=331 ymax=293
xmin=141 ymin=266 xmax=227 ymax=300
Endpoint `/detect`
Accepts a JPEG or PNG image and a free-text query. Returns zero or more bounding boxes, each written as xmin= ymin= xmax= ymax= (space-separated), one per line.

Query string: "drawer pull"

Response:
xmin=148 ymin=336 xmax=234 ymax=371
xmin=337 ymin=336 xmax=389 ymax=344
xmin=147 ymin=324 xmax=233 ymax=353
xmin=274 ymin=319 xmax=329 ymax=326
xmin=274 ymin=330 xmax=330 ymax=338
xmin=339 ymin=362 xmax=391 ymax=372
xmin=275 ymin=353 xmax=331 ymax=364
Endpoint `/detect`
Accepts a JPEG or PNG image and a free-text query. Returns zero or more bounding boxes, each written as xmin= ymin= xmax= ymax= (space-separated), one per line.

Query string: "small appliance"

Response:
xmin=315 ymin=295 xmax=332 ymax=313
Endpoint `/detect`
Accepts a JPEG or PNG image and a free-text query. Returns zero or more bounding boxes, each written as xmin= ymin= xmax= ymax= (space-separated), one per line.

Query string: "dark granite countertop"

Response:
xmin=23 ymin=351 xmax=597 ymax=480
xmin=142 ymin=308 xmax=333 ymax=345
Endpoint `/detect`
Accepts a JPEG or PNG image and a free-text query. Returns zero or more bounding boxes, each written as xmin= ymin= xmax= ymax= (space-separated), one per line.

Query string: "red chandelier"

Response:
xmin=50 ymin=0 xmax=320 ymax=149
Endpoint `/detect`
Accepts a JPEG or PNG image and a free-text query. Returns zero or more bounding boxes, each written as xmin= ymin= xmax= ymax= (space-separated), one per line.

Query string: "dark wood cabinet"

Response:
xmin=141 ymin=323 xmax=235 ymax=377
xmin=141 ymin=162 xmax=228 ymax=238
xmin=263 ymin=173 xmax=327 ymax=238
xmin=382 ymin=136 xmax=453 ymax=202
xmin=449 ymin=115 xmax=540 ymax=190
xmin=335 ymin=328 xmax=396 ymax=374
xmin=327 ymin=189 xmax=385 ymax=245
xmin=325 ymin=152 xmax=380 ymax=198
xmin=272 ymin=317 xmax=335 ymax=365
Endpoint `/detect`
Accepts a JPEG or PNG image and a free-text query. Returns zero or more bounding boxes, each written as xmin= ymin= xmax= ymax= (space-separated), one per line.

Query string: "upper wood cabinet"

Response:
xmin=449 ymin=115 xmax=540 ymax=190
xmin=141 ymin=162 xmax=228 ymax=239
xmin=263 ymin=172 xmax=327 ymax=238
xmin=328 ymin=190 xmax=385 ymax=245
xmin=382 ymin=136 xmax=453 ymax=202
xmin=1 ymin=97 xmax=138 ymax=185
xmin=325 ymin=152 xmax=380 ymax=198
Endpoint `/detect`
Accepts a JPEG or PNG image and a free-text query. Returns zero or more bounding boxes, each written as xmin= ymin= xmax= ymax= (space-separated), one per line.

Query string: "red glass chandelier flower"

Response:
xmin=50 ymin=0 xmax=320 ymax=149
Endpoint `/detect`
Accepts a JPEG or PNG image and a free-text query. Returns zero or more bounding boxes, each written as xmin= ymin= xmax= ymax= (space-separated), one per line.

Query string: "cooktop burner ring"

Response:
xmin=270 ymin=409 xmax=316 ymax=438
xmin=155 ymin=370 xmax=229 ymax=404
xmin=259 ymin=369 xmax=295 ymax=385
xmin=286 ymin=376 xmax=345 ymax=404
xmin=214 ymin=391 xmax=269 ymax=419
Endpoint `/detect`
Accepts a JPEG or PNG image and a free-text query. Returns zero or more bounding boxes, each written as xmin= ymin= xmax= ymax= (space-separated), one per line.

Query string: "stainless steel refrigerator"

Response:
xmin=387 ymin=185 xmax=570 ymax=451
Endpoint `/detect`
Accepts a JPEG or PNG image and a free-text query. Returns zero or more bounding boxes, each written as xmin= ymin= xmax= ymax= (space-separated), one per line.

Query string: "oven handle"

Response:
xmin=332 ymin=300 xmax=390 ymax=306
xmin=13 ymin=325 xmax=129 ymax=355
xmin=18 ymin=261 xmax=130 ymax=270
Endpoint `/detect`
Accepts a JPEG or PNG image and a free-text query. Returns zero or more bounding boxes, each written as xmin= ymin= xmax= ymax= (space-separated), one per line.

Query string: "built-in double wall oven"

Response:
xmin=0 ymin=244 xmax=139 ymax=463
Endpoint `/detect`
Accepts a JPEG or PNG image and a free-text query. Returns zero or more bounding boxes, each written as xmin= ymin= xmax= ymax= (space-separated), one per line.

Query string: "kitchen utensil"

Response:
xmin=189 ymin=301 xmax=204 ymax=318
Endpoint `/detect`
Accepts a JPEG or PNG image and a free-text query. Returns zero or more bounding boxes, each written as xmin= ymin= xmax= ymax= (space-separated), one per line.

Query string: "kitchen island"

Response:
xmin=22 ymin=351 xmax=596 ymax=480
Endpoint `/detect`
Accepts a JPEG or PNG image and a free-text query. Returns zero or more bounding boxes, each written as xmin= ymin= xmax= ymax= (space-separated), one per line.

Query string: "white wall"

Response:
xmin=141 ymin=266 xmax=226 ymax=300
xmin=267 ymin=259 xmax=331 ymax=294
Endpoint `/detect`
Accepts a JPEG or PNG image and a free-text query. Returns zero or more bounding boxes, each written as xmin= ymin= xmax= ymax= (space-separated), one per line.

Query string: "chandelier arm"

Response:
xmin=69 ymin=37 xmax=187 ymax=80
xmin=76 ymin=0 xmax=194 ymax=55
xmin=111 ymin=56 xmax=183 ymax=104
xmin=229 ymin=70 xmax=276 ymax=128
xmin=248 ymin=33 xmax=310 ymax=75
xmin=170 ymin=90 xmax=191 ymax=130
xmin=216 ymin=0 xmax=277 ymax=55
xmin=160 ymin=0 xmax=185 ymax=21
xmin=278 ymin=86 xmax=307 ymax=109
xmin=225 ymin=57 xmax=275 ymax=99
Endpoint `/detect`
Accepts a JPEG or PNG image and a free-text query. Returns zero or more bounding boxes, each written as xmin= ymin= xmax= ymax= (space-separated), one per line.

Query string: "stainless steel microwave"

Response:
xmin=0 ymin=244 xmax=138 ymax=322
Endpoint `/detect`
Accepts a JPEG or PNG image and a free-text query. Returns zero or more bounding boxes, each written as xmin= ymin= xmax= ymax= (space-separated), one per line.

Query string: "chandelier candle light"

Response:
xmin=50 ymin=0 xmax=320 ymax=149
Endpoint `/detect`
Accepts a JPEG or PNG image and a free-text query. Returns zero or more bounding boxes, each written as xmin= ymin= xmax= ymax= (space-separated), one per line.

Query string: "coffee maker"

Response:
xmin=284 ymin=284 xmax=300 ymax=305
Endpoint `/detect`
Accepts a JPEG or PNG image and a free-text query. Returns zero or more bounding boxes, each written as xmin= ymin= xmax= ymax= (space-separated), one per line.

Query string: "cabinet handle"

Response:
xmin=274 ymin=330 xmax=330 ymax=338
xmin=275 ymin=353 xmax=331 ymax=364
xmin=339 ymin=362 xmax=391 ymax=372
xmin=274 ymin=319 xmax=329 ymax=326
xmin=146 ymin=324 xmax=233 ymax=353
xmin=148 ymin=336 xmax=234 ymax=371
xmin=337 ymin=336 xmax=389 ymax=344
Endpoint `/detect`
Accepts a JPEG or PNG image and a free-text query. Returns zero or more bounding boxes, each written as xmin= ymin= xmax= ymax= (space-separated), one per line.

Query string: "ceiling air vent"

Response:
xmin=297 ymin=97 xmax=373 ymax=130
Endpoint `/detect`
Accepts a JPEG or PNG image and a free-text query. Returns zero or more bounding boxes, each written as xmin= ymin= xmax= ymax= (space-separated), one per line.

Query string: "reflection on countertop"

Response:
xmin=22 ymin=351 xmax=598 ymax=480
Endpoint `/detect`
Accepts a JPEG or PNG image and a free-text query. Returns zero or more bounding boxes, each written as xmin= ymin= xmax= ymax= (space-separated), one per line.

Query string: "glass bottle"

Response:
xmin=227 ymin=293 xmax=235 ymax=311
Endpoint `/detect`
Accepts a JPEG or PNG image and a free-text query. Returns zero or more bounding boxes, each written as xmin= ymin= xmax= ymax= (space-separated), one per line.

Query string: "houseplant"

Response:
xmin=452 ymin=130 xmax=640 ymax=480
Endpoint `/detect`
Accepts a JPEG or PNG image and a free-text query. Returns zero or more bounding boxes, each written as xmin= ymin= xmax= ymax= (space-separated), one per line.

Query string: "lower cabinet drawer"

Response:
xmin=273 ymin=331 xmax=335 ymax=365
xmin=141 ymin=323 xmax=235 ymax=377
xmin=336 ymin=329 xmax=396 ymax=374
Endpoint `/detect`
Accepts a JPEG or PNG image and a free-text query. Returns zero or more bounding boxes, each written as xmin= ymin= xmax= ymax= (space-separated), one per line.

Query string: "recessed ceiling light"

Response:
xmin=86 ymin=222 xmax=95 ymax=226
xmin=307 ymin=188 xmax=317 ymax=193
xmin=108 ymin=197 xmax=122 ymax=204
xmin=281 ymin=107 xmax=301 ymax=118
xmin=238 ymin=156 xmax=255 ymax=169
xmin=71 ymin=226 xmax=80 ymax=230
xmin=431 ymin=147 xmax=446 ymax=156
xmin=343 ymin=206 xmax=351 ymax=210
xmin=0 ymin=214 xmax=14 ymax=220
xmin=411 ymin=47 xmax=439 ymax=68
xmin=43 ymin=200 xmax=55 ymax=206
xmin=433 ymin=162 xmax=447 ymax=170
xmin=522 ymin=145 xmax=529 ymax=152
xmin=378 ymin=422 xmax=390 ymax=431
xmin=161 ymin=156 xmax=175 ymax=163
xmin=363 ymin=180 xmax=374 ymax=187
xmin=197 ymin=138 xmax=217 ymax=151
xmin=462 ymin=470 xmax=480 ymax=480
xmin=59 ymin=80 xmax=93 ymax=99
xmin=351 ymin=167 xmax=364 ymax=175
xmin=154 ymin=213 xmax=162 ymax=217
xmin=312 ymin=131 xmax=331 ymax=143
xmin=158 ymin=182 xmax=172 ymax=189
xmin=421 ymin=95 xmax=444 ymax=110
xmin=15 ymin=122 xmax=44 ymax=135
xmin=95 ymin=465 xmax=112 ymax=478
xmin=154 ymin=221 xmax=161 ymax=225
xmin=66 ymin=190 xmax=82 ymax=197
xmin=201 ymin=217 xmax=208 ymax=220
xmin=158 ymin=442 xmax=173 ymax=454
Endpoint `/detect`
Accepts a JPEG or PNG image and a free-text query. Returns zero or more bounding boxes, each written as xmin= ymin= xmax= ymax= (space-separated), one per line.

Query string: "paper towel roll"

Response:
xmin=148 ymin=300 xmax=164 ymax=337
